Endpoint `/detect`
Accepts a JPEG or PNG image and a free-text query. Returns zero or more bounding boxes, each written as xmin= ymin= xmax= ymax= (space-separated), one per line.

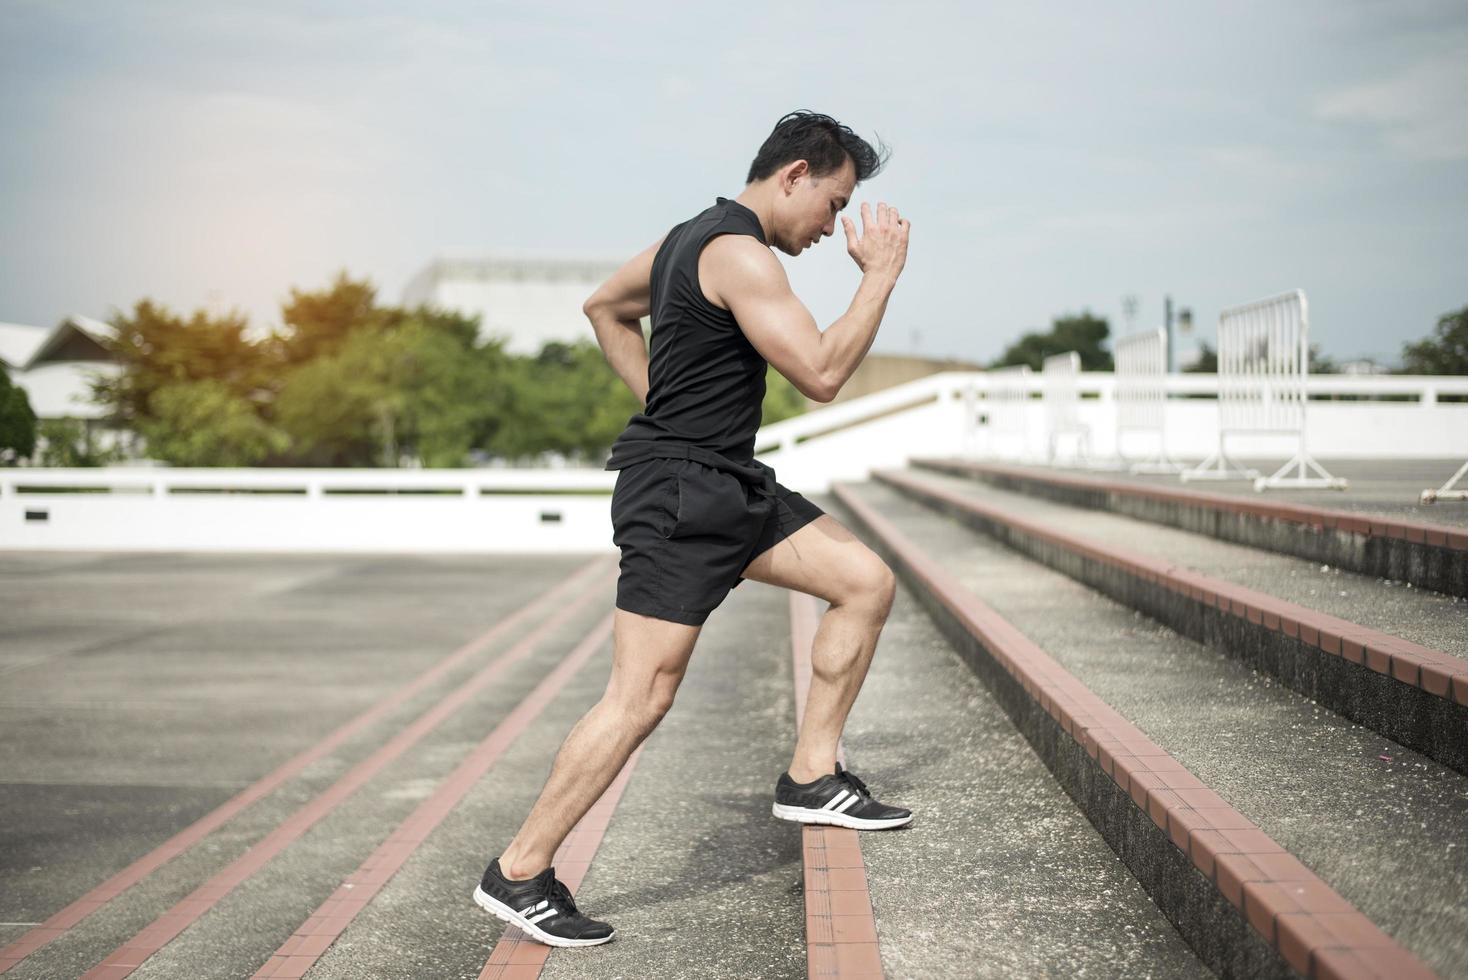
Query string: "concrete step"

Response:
xmin=875 ymin=467 xmax=1468 ymax=776
xmin=911 ymin=459 xmax=1468 ymax=599
xmin=830 ymin=479 xmax=1460 ymax=978
xmin=799 ymin=494 xmax=1211 ymax=979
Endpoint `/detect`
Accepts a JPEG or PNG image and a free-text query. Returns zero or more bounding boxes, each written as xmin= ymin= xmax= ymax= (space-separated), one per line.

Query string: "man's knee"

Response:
xmin=605 ymin=668 xmax=683 ymax=735
xmin=837 ymin=553 xmax=896 ymax=615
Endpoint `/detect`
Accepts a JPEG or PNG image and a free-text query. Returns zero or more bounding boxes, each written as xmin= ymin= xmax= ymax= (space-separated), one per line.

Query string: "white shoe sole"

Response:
xmin=472 ymin=885 xmax=615 ymax=948
xmin=771 ymin=802 xmax=914 ymax=830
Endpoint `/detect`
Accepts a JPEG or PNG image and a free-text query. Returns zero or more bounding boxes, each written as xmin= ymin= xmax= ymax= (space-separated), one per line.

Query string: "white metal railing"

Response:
xmin=1115 ymin=329 xmax=1183 ymax=474
xmin=1422 ymin=460 xmax=1468 ymax=504
xmin=1182 ymin=289 xmax=1347 ymax=491
xmin=5 ymin=370 xmax=1468 ymax=552
xmin=1043 ymin=351 xmax=1091 ymax=466
xmin=0 ymin=467 xmax=615 ymax=497
xmin=961 ymin=365 xmax=1031 ymax=461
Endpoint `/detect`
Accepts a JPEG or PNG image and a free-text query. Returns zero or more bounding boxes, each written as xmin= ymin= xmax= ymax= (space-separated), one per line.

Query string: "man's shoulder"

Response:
xmin=701 ymin=234 xmax=784 ymax=290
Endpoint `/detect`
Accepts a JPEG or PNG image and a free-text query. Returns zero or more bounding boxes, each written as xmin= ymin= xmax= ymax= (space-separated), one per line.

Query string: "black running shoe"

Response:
xmin=472 ymin=859 xmax=615 ymax=947
xmin=772 ymin=763 xmax=913 ymax=830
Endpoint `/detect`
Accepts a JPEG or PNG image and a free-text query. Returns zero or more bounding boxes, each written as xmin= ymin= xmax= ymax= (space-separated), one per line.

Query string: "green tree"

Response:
xmin=274 ymin=315 xmax=512 ymax=467
xmin=1184 ymin=341 xmax=1338 ymax=374
xmin=761 ymin=365 xmax=809 ymax=423
xmin=1400 ymin=305 xmax=1468 ymax=375
xmin=137 ymin=380 xmax=289 ymax=466
xmin=1183 ymin=341 xmax=1218 ymax=373
xmin=37 ymin=417 xmax=126 ymax=467
xmin=490 ymin=340 xmax=643 ymax=464
xmin=1308 ymin=343 xmax=1339 ymax=375
xmin=267 ymin=270 xmax=386 ymax=369
xmin=90 ymin=299 xmax=274 ymax=432
xmin=992 ymin=310 xmax=1113 ymax=371
xmin=0 ymin=365 xmax=37 ymax=464
xmin=89 ymin=268 xmax=818 ymax=469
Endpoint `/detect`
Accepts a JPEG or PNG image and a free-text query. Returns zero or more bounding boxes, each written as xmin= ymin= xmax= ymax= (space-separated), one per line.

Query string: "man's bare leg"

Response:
xmin=739 ymin=514 xmax=897 ymax=783
xmin=496 ymin=608 xmax=701 ymax=880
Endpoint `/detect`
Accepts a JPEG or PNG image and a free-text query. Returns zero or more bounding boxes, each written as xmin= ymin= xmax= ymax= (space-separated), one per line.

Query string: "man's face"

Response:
xmin=774 ymin=156 xmax=857 ymax=257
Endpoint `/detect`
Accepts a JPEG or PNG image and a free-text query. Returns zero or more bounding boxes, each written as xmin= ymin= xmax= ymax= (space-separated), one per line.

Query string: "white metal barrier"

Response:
xmin=1422 ymin=460 xmax=1468 ymax=503
xmin=959 ymin=378 xmax=984 ymax=458
xmin=1043 ymin=352 xmax=1091 ymax=466
xmin=1181 ymin=289 xmax=1347 ymax=491
xmin=972 ymin=365 xmax=1033 ymax=461
xmin=1115 ymin=329 xmax=1183 ymax=474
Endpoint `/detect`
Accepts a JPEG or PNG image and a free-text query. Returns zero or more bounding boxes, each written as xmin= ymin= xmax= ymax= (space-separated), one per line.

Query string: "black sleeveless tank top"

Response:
xmin=604 ymin=197 xmax=769 ymax=470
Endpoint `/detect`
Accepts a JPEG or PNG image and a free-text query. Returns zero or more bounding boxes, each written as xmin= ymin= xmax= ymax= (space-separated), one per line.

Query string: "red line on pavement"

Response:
xmin=789 ymin=591 xmax=885 ymax=980
xmin=76 ymin=564 xmax=618 ymax=980
xmin=0 ymin=556 xmax=611 ymax=977
xmin=252 ymin=609 xmax=627 ymax=979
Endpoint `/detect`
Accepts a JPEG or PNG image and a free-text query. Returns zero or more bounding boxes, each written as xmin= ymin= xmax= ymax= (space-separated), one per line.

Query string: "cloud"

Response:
xmin=1314 ymin=46 xmax=1468 ymax=161
xmin=1194 ymin=144 xmax=1317 ymax=184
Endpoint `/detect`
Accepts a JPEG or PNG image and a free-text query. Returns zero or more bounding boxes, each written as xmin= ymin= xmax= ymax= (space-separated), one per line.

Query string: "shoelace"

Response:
xmin=834 ymin=763 xmax=870 ymax=799
xmin=536 ymin=874 xmax=579 ymax=917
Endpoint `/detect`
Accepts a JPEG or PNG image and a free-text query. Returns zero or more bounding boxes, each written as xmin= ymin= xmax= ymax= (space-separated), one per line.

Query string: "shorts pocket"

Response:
xmin=611 ymin=461 xmax=680 ymax=540
xmin=666 ymin=463 xmax=748 ymax=541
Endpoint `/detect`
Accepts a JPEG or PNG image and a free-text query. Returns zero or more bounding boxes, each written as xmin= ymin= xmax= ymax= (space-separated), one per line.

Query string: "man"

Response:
xmin=473 ymin=111 xmax=912 ymax=947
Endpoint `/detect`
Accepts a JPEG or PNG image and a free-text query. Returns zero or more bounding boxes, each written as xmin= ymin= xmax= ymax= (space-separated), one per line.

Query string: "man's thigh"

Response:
xmin=607 ymin=607 xmax=702 ymax=697
xmin=610 ymin=458 xmax=762 ymax=626
xmin=738 ymin=513 xmax=889 ymax=605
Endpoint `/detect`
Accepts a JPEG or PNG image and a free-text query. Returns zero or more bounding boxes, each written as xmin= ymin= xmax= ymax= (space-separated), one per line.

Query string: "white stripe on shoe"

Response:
xmin=834 ymin=794 xmax=862 ymax=814
xmin=771 ymin=801 xmax=914 ymax=830
xmin=822 ymin=790 xmax=850 ymax=811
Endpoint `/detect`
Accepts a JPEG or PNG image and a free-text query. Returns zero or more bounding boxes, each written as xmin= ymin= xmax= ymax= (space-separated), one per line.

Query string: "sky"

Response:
xmin=2 ymin=0 xmax=1465 ymax=367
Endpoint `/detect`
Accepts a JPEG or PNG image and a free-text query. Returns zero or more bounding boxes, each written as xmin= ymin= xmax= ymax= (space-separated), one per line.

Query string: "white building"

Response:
xmin=401 ymin=254 xmax=624 ymax=356
xmin=0 ymin=315 xmax=120 ymax=420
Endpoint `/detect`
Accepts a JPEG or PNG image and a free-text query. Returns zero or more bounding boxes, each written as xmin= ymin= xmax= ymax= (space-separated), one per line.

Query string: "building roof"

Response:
xmin=0 ymin=321 xmax=47 ymax=371
xmin=0 ymin=315 xmax=116 ymax=371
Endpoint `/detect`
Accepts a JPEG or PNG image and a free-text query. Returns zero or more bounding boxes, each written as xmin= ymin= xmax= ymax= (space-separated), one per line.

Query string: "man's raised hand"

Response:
xmin=841 ymin=201 xmax=909 ymax=282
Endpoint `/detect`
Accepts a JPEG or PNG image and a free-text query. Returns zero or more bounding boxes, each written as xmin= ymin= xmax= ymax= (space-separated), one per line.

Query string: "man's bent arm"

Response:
xmin=711 ymin=203 xmax=908 ymax=402
xmin=583 ymin=237 xmax=665 ymax=407
xmin=813 ymin=269 xmax=899 ymax=399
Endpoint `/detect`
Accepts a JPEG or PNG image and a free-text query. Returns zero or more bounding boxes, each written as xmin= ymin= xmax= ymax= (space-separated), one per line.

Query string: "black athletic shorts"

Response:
xmin=609 ymin=455 xmax=825 ymax=626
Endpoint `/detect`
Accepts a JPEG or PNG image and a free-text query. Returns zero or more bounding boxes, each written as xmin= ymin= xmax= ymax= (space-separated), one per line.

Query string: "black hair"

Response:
xmin=745 ymin=110 xmax=889 ymax=185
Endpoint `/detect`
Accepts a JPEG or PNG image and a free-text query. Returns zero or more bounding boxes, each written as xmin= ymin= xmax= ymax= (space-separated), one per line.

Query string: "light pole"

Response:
xmin=1164 ymin=295 xmax=1193 ymax=373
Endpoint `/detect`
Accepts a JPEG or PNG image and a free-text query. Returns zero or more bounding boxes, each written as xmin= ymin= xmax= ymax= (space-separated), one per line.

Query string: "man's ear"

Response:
xmin=781 ymin=159 xmax=810 ymax=196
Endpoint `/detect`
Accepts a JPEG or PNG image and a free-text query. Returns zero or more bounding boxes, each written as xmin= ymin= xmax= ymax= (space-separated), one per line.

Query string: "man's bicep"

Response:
xmin=585 ymin=236 xmax=664 ymax=321
xmin=720 ymin=251 xmax=828 ymax=401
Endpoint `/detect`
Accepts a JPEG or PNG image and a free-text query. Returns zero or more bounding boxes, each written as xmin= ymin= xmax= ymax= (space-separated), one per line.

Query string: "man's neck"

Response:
xmin=732 ymin=184 xmax=776 ymax=246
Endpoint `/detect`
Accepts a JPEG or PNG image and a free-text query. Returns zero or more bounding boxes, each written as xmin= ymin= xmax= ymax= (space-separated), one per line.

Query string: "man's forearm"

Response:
xmin=589 ymin=314 xmax=650 ymax=408
xmin=817 ymin=271 xmax=898 ymax=397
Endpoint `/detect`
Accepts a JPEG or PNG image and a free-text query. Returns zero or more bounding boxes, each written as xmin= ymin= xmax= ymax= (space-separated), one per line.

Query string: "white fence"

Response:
xmin=1423 ymin=460 xmax=1468 ymax=503
xmin=964 ymin=365 xmax=1031 ymax=461
xmin=1182 ymin=290 xmax=1346 ymax=490
xmin=1043 ymin=352 xmax=1090 ymax=465
xmin=1114 ymin=329 xmax=1182 ymax=473
xmin=4 ymin=370 xmax=1468 ymax=553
